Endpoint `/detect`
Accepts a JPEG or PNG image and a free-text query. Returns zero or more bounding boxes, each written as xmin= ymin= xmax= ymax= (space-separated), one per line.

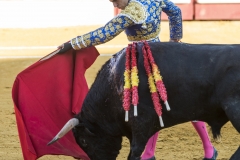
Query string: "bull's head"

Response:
xmin=47 ymin=118 xmax=122 ymax=160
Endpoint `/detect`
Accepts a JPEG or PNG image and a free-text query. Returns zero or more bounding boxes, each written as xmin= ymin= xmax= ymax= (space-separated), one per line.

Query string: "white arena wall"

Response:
xmin=0 ymin=0 xmax=113 ymax=28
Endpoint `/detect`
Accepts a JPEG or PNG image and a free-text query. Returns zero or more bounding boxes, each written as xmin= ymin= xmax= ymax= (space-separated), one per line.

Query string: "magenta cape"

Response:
xmin=12 ymin=47 xmax=99 ymax=160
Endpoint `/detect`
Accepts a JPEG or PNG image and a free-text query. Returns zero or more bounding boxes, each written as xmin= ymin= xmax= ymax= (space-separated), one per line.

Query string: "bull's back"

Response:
xmin=148 ymin=42 xmax=240 ymax=89
xmin=113 ymin=42 xmax=240 ymax=105
xmin=133 ymin=42 xmax=240 ymax=122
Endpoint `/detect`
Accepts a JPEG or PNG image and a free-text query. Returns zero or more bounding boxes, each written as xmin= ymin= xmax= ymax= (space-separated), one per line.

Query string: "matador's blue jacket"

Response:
xmin=71 ymin=0 xmax=182 ymax=50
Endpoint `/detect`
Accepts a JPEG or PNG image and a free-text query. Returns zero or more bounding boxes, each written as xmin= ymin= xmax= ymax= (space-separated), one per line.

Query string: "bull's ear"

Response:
xmin=85 ymin=128 xmax=96 ymax=136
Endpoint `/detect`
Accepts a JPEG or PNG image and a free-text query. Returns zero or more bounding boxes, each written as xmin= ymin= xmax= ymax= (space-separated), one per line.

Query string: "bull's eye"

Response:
xmin=80 ymin=139 xmax=87 ymax=147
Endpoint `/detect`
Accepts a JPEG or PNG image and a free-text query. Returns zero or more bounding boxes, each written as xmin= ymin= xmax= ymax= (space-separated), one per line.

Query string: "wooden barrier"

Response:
xmin=113 ymin=0 xmax=240 ymax=21
xmin=195 ymin=0 xmax=240 ymax=20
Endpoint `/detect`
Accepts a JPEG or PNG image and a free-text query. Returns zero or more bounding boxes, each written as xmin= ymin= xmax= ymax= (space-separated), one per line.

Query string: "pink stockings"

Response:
xmin=141 ymin=121 xmax=214 ymax=159
xmin=141 ymin=132 xmax=159 ymax=159
xmin=191 ymin=121 xmax=214 ymax=158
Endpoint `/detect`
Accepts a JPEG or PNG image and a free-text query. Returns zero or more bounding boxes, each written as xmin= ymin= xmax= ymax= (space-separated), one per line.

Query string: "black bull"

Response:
xmin=49 ymin=42 xmax=240 ymax=160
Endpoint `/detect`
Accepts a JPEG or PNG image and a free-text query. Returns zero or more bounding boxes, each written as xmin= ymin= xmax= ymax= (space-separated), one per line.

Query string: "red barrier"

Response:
xmin=195 ymin=3 xmax=240 ymax=20
xmin=113 ymin=1 xmax=240 ymax=20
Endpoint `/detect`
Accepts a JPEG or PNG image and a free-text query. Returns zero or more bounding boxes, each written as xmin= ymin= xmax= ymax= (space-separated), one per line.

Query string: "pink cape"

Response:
xmin=12 ymin=47 xmax=99 ymax=160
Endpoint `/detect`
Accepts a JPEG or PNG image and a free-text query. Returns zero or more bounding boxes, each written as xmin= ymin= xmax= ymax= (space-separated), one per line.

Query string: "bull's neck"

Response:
xmin=81 ymin=52 xmax=125 ymax=135
xmin=81 ymin=59 xmax=116 ymax=120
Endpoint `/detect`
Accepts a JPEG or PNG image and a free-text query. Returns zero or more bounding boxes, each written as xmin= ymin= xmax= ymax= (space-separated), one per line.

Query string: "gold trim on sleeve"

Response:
xmin=71 ymin=38 xmax=80 ymax=50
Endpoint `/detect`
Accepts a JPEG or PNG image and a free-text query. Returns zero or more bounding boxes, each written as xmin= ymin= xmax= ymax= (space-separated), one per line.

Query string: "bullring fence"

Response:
xmin=0 ymin=0 xmax=239 ymax=28
xmin=114 ymin=0 xmax=240 ymax=20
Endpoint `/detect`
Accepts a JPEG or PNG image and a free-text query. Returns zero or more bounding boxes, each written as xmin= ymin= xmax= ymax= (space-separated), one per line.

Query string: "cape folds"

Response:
xmin=12 ymin=47 xmax=99 ymax=160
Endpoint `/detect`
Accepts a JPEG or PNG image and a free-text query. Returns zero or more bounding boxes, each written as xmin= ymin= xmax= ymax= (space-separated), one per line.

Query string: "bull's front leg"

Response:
xmin=128 ymin=133 xmax=150 ymax=160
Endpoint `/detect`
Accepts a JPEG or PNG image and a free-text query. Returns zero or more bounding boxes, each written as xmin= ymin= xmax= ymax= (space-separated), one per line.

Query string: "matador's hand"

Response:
xmin=57 ymin=42 xmax=73 ymax=54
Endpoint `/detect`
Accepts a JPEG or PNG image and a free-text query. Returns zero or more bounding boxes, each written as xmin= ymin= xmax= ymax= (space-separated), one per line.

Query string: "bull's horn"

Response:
xmin=47 ymin=118 xmax=79 ymax=146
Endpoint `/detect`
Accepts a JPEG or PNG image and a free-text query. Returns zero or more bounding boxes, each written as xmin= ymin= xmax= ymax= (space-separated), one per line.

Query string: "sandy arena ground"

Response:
xmin=0 ymin=21 xmax=240 ymax=160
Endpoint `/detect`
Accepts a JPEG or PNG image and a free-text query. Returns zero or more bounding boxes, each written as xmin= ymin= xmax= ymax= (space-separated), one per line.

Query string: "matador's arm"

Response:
xmin=161 ymin=0 xmax=182 ymax=40
xmin=71 ymin=1 xmax=146 ymax=50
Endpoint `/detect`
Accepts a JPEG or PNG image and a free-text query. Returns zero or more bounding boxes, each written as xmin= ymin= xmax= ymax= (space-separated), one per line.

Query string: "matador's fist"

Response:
xmin=57 ymin=42 xmax=73 ymax=54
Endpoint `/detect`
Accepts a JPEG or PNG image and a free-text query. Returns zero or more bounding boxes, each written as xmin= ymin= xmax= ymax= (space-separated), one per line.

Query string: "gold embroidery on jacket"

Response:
xmin=120 ymin=1 xmax=146 ymax=24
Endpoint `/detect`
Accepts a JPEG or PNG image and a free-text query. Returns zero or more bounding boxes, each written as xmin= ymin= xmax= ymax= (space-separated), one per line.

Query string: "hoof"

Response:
xmin=203 ymin=147 xmax=218 ymax=160
xmin=141 ymin=156 xmax=156 ymax=160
